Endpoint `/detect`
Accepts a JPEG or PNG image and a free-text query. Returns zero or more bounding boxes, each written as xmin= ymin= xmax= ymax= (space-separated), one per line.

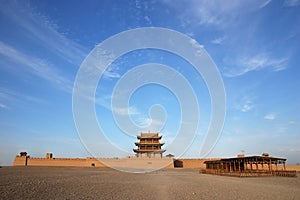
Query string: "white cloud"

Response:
xmin=241 ymin=103 xmax=253 ymax=112
xmin=171 ymin=0 xmax=273 ymax=26
xmin=189 ymin=38 xmax=204 ymax=56
xmin=284 ymin=0 xmax=300 ymax=7
xmin=276 ymin=126 xmax=288 ymax=133
xmin=235 ymin=97 xmax=254 ymax=112
xmin=0 ymin=1 xmax=87 ymax=65
xmin=0 ymin=42 xmax=72 ymax=92
xmin=264 ymin=113 xmax=276 ymax=120
xmin=95 ymin=94 xmax=112 ymax=110
xmin=195 ymin=6 xmax=221 ymax=25
xmin=259 ymin=0 xmax=272 ymax=8
xmin=112 ymin=106 xmax=140 ymax=116
xmin=211 ymin=37 xmax=224 ymax=45
xmin=136 ymin=117 xmax=164 ymax=127
xmin=102 ymin=64 xmax=121 ymax=79
xmin=0 ymin=87 xmax=47 ymax=109
xmin=103 ymin=71 xmax=121 ymax=79
xmin=96 ymin=94 xmax=140 ymax=116
xmin=144 ymin=15 xmax=152 ymax=25
xmin=288 ymin=120 xmax=296 ymax=125
xmin=224 ymin=53 xmax=288 ymax=77
xmin=134 ymin=117 xmax=165 ymax=132
xmin=0 ymin=102 xmax=8 ymax=109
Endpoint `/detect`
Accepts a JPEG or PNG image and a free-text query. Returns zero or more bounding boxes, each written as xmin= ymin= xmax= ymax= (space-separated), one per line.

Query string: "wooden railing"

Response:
xmin=199 ymin=169 xmax=297 ymax=177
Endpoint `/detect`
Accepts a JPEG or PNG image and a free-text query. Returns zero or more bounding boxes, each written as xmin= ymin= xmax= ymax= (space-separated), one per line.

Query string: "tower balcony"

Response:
xmin=135 ymin=142 xmax=165 ymax=146
xmin=133 ymin=149 xmax=166 ymax=153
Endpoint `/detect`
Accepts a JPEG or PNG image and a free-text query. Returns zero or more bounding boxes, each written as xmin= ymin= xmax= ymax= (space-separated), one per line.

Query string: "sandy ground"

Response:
xmin=0 ymin=167 xmax=299 ymax=200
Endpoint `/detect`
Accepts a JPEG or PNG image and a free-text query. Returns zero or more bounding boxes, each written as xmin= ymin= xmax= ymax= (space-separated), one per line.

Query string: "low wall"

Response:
xmin=27 ymin=158 xmax=88 ymax=167
xmin=13 ymin=156 xmax=106 ymax=167
xmin=286 ymin=165 xmax=300 ymax=171
xmin=12 ymin=156 xmax=173 ymax=170
xmin=174 ymin=159 xmax=215 ymax=169
xmin=99 ymin=157 xmax=174 ymax=172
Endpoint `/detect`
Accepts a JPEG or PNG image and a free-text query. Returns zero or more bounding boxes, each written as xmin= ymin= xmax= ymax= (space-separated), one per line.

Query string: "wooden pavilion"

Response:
xmin=201 ymin=153 xmax=296 ymax=177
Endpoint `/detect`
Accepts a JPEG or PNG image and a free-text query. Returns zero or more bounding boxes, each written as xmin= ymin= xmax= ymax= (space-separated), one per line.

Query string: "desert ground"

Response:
xmin=0 ymin=167 xmax=299 ymax=200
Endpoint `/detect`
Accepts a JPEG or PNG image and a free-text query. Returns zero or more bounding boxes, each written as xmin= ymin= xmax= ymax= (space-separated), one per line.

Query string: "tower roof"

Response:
xmin=137 ymin=132 xmax=162 ymax=139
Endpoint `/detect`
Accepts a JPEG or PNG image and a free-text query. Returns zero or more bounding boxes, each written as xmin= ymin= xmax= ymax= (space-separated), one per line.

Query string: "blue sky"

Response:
xmin=0 ymin=0 xmax=299 ymax=165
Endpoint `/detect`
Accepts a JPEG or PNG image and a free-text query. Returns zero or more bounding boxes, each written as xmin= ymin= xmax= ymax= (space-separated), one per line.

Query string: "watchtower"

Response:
xmin=133 ymin=132 xmax=166 ymax=158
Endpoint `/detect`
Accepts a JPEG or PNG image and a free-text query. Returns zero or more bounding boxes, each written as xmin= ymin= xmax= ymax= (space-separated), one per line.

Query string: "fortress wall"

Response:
xmin=26 ymin=157 xmax=88 ymax=167
xmin=12 ymin=156 xmax=108 ymax=167
xmin=12 ymin=156 xmax=27 ymax=166
xmin=165 ymin=162 xmax=175 ymax=169
xmin=174 ymin=159 xmax=208 ymax=169
xmin=286 ymin=165 xmax=300 ymax=171
xmin=97 ymin=157 xmax=174 ymax=170
xmin=86 ymin=158 xmax=106 ymax=167
xmin=12 ymin=152 xmax=216 ymax=169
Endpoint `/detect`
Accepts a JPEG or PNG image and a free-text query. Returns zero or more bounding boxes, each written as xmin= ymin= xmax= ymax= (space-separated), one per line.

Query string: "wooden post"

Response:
xmin=233 ymin=161 xmax=236 ymax=172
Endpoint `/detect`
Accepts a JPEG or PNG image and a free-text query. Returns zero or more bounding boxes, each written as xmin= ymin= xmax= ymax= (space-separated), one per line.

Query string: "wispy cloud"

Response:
xmin=95 ymin=94 xmax=112 ymax=110
xmin=284 ymin=0 xmax=300 ymax=7
xmin=288 ymin=120 xmax=296 ymax=125
xmin=163 ymin=0 xmax=292 ymax=80
xmin=211 ymin=37 xmax=224 ymax=45
xmin=264 ymin=113 xmax=276 ymax=120
xmin=0 ymin=42 xmax=73 ymax=92
xmin=276 ymin=126 xmax=288 ymax=133
xmin=189 ymin=38 xmax=204 ymax=57
xmin=235 ymin=96 xmax=255 ymax=112
xmin=102 ymin=64 xmax=121 ymax=79
xmin=0 ymin=102 xmax=8 ymax=109
xmin=144 ymin=16 xmax=152 ymax=25
xmin=240 ymin=101 xmax=254 ymax=112
xmin=0 ymin=1 xmax=87 ymax=65
xmin=171 ymin=0 xmax=272 ymax=26
xmin=112 ymin=106 xmax=140 ymax=116
xmin=136 ymin=117 xmax=164 ymax=127
xmin=224 ymin=53 xmax=288 ymax=77
xmin=259 ymin=0 xmax=272 ymax=8
xmin=0 ymin=87 xmax=47 ymax=109
xmin=96 ymin=94 xmax=140 ymax=115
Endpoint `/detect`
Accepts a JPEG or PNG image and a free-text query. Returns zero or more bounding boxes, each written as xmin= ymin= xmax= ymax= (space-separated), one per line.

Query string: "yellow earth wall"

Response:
xmin=12 ymin=154 xmax=218 ymax=169
xmin=27 ymin=158 xmax=88 ymax=167
xmin=12 ymin=156 xmax=106 ymax=167
xmin=12 ymin=156 xmax=27 ymax=166
xmin=174 ymin=159 xmax=207 ymax=169
xmin=286 ymin=165 xmax=300 ymax=171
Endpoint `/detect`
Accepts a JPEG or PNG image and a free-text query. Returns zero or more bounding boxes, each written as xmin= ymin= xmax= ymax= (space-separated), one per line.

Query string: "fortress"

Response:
xmin=12 ymin=132 xmax=297 ymax=175
xmin=12 ymin=132 xmax=208 ymax=170
xmin=12 ymin=151 xmax=207 ymax=169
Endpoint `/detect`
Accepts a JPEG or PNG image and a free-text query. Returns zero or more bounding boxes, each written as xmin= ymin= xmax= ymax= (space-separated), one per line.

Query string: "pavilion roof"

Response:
xmin=204 ymin=155 xmax=287 ymax=164
xmin=137 ymin=132 xmax=162 ymax=139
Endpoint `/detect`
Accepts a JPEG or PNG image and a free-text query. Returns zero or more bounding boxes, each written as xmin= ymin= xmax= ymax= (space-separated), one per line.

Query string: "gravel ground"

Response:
xmin=0 ymin=167 xmax=299 ymax=200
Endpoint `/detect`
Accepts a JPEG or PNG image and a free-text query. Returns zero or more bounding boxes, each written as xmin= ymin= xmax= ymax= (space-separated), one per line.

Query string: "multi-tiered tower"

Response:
xmin=133 ymin=132 xmax=166 ymax=158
